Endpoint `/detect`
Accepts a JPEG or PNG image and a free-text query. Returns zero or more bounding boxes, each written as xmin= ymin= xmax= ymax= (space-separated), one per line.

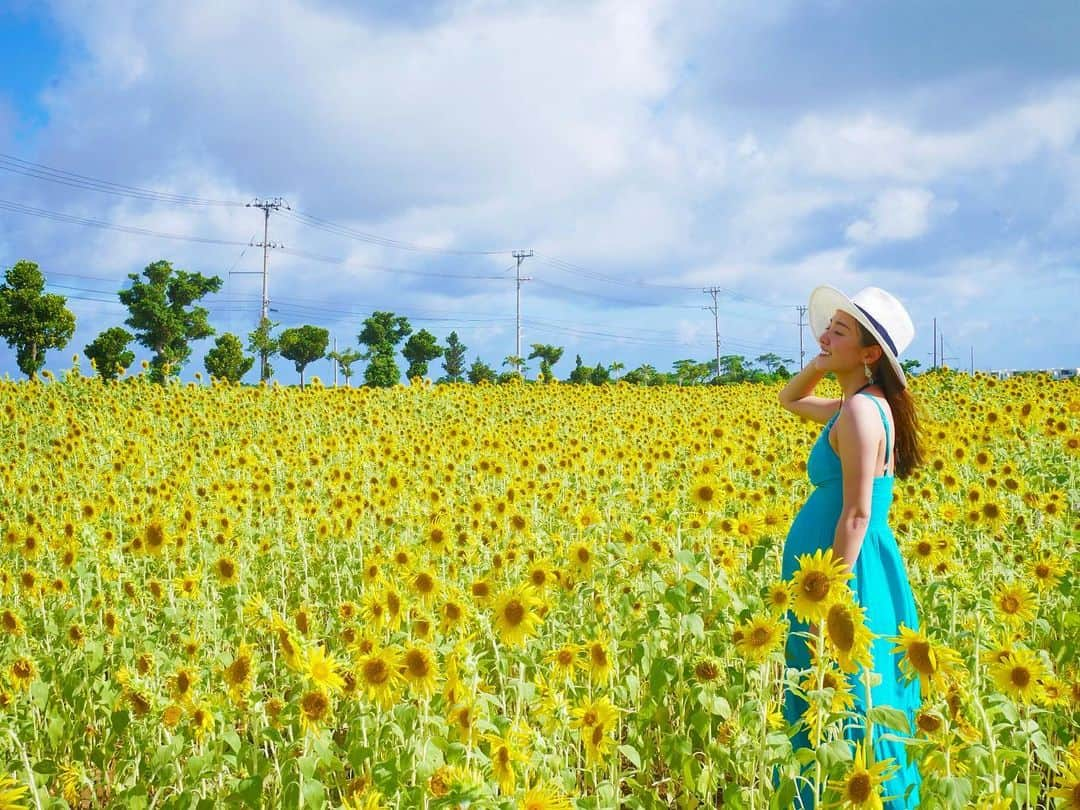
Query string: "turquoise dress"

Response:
xmin=780 ymin=390 xmax=922 ymax=808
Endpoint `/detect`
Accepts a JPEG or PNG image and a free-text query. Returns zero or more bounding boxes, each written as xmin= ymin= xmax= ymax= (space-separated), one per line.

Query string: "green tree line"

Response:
xmin=0 ymin=257 xmax=925 ymax=386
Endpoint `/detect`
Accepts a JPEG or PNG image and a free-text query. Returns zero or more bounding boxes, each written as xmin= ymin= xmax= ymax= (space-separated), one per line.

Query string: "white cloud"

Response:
xmin=845 ymin=187 xmax=937 ymax=244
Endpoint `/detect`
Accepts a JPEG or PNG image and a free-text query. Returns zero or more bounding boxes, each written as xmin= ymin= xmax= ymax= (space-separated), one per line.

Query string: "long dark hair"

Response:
xmin=858 ymin=323 xmax=925 ymax=479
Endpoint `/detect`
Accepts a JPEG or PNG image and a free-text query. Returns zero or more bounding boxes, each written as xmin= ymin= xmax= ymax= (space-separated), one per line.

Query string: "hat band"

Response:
xmin=853 ymin=304 xmax=898 ymax=356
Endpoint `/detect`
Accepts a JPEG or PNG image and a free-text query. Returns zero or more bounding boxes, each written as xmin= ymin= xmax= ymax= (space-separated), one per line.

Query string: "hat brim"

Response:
xmin=808 ymin=285 xmax=908 ymax=388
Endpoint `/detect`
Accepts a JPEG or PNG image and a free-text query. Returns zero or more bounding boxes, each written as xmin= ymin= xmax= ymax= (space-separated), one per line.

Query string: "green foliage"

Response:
xmin=117 ymin=259 xmax=222 ymax=383
xmin=622 ymin=364 xmax=663 ymax=386
xmin=589 ymin=362 xmax=611 ymax=385
xmin=440 ymin=331 xmax=467 ymax=382
xmin=466 ymin=357 xmax=496 ymax=384
xmin=402 ymin=328 xmax=443 ymax=380
xmin=528 ymin=343 xmax=564 ymax=382
xmin=568 ymin=354 xmax=590 ymax=385
xmin=85 ymin=327 xmax=135 ymax=381
xmin=204 ymin=333 xmax=254 ymax=383
xmin=901 ymin=358 xmax=922 ymax=376
xmin=278 ymin=325 xmax=329 ymax=387
xmin=247 ymin=317 xmax=280 ymax=382
xmin=364 ymin=352 xmax=402 ymax=388
xmin=358 ymin=311 xmax=412 ymax=354
xmin=327 ymin=346 xmax=363 ymax=386
xmin=0 ymin=260 xmax=76 ymax=379
xmin=359 ymin=311 xmax=412 ymax=388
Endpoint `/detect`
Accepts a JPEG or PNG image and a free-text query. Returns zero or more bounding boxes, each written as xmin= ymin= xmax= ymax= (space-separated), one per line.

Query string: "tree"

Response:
xmin=247 ymin=316 xmax=280 ymax=382
xmin=359 ymin=311 xmax=412 ymax=387
xmin=0 ymin=260 xmax=76 ymax=380
xmin=608 ymin=360 xmax=625 ymax=381
xmin=328 ymin=346 xmax=363 ymax=387
xmin=568 ymin=354 xmax=591 ymax=385
xmin=204 ymin=333 xmax=254 ymax=383
xmin=672 ymin=358 xmax=712 ymax=386
xmin=901 ymin=359 xmax=922 ymax=376
xmin=467 ymin=357 xmax=497 ymax=384
xmin=402 ymin=329 xmax=444 ymax=380
xmin=441 ymin=331 xmax=467 ymax=382
xmin=754 ymin=353 xmax=793 ymax=375
xmin=623 ymin=364 xmax=660 ymax=385
xmin=85 ymin=327 xmax=135 ymax=381
xmin=279 ymin=325 xmax=329 ymax=387
xmin=717 ymin=354 xmax=750 ymax=383
xmin=589 ymin=362 xmax=611 ymax=385
xmin=528 ymin=343 xmax=564 ymax=382
xmin=118 ymin=259 xmax=222 ymax=383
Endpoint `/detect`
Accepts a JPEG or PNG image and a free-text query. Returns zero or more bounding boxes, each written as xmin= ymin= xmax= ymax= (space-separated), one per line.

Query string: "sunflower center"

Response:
xmin=1001 ymin=596 xmax=1020 ymax=614
xmin=1035 ymin=564 xmax=1050 ymax=579
xmin=826 ymin=604 xmax=856 ymax=652
xmin=503 ymin=600 xmax=525 ymax=626
xmin=802 ymin=572 xmax=830 ymax=602
xmin=908 ymin=641 xmax=935 ymax=675
xmin=363 ymin=658 xmax=390 ymax=685
xmin=406 ymin=650 xmax=430 ymax=678
xmin=557 ymin=650 xmax=574 ymax=666
xmin=847 ymin=772 xmax=871 ymax=803
xmin=1010 ymin=666 xmax=1031 ymax=688
xmin=301 ymin=691 xmax=329 ymax=719
xmin=750 ymin=627 xmax=770 ymax=648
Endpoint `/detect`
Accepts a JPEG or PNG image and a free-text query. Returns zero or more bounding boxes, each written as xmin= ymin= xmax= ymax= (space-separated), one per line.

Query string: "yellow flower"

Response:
xmin=733 ymin=614 xmax=786 ymax=664
xmin=356 ymin=646 xmax=405 ymax=710
xmin=400 ymin=644 xmax=439 ymax=697
xmin=993 ymin=582 xmax=1036 ymax=625
xmin=799 ymin=663 xmax=855 ymax=746
xmin=586 ymin=637 xmax=614 ymax=683
xmin=299 ymin=689 xmax=332 ymax=735
xmin=823 ymin=597 xmax=874 ymax=674
xmin=789 ymin=548 xmax=852 ymax=624
xmin=302 ymin=644 xmax=346 ymax=694
xmin=519 ymin=784 xmax=574 ymax=810
xmin=491 ymin=583 xmax=544 ymax=647
xmin=827 ymin=741 xmax=898 ymax=808
xmin=8 ymin=657 xmax=36 ymax=692
xmin=0 ymin=775 xmax=29 ymax=810
xmin=689 ymin=475 xmax=722 ymax=511
xmin=889 ymin=625 xmax=963 ymax=697
xmin=1050 ymin=752 xmax=1080 ymax=808
xmin=189 ymin=701 xmax=214 ymax=742
xmin=483 ymin=729 xmax=529 ymax=795
xmin=547 ymin=644 xmax=580 ymax=683
xmin=989 ymin=647 xmax=1047 ymax=705
xmin=765 ymin=581 xmax=792 ymax=615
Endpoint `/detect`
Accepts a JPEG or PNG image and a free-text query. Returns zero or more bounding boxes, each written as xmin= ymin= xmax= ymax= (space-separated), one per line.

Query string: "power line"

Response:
xmin=0 ymin=153 xmax=244 ymax=207
xmin=278 ymin=247 xmax=513 ymax=281
xmin=0 ymin=198 xmax=249 ymax=246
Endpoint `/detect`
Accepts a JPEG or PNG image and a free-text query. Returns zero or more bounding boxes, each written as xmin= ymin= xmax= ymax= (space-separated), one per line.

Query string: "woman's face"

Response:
xmin=817 ymin=310 xmax=875 ymax=370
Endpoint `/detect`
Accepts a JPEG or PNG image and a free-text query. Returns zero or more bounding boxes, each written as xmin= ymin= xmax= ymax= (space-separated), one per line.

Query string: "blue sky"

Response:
xmin=0 ymin=0 xmax=1078 ymax=383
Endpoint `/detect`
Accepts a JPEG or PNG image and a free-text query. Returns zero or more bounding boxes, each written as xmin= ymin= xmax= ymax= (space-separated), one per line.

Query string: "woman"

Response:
xmin=777 ymin=285 xmax=925 ymax=808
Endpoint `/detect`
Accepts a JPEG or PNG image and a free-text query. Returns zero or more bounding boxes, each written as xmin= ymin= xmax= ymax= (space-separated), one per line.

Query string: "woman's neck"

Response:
xmin=837 ymin=368 xmax=874 ymax=401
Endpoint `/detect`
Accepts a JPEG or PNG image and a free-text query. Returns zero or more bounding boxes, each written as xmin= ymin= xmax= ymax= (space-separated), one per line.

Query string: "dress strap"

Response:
xmin=857 ymin=392 xmax=891 ymax=470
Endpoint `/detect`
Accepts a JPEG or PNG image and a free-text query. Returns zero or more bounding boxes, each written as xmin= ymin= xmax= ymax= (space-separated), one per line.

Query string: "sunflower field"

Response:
xmin=0 ymin=369 xmax=1076 ymax=809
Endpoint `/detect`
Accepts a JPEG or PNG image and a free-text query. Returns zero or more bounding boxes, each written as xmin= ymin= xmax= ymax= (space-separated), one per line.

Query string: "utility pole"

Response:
xmin=704 ymin=287 xmax=723 ymax=381
xmin=512 ymin=250 xmax=533 ymax=362
xmin=932 ymin=317 xmax=937 ymax=370
xmin=796 ymin=305 xmax=808 ymax=370
xmin=245 ymin=197 xmax=290 ymax=323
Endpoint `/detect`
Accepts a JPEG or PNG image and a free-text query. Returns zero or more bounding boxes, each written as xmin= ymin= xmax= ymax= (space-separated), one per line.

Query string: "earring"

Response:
xmin=864 ymin=362 xmax=873 ymax=382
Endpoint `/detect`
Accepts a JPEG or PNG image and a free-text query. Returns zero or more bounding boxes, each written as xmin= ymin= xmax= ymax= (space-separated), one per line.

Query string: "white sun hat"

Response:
xmin=808 ymin=285 xmax=916 ymax=388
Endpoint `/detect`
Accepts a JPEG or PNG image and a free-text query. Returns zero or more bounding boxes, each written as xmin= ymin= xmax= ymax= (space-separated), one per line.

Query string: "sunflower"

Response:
xmin=483 ymin=729 xmax=528 ymax=795
xmin=823 ymin=598 xmax=874 ymax=674
xmin=572 ymin=695 xmax=619 ymax=767
xmin=9 ymin=657 xmax=36 ymax=691
xmin=586 ymin=637 xmax=615 ymax=683
xmin=567 ymin=541 xmax=595 ymax=579
xmin=765 ymin=581 xmax=792 ymax=615
xmin=302 ymin=644 xmax=346 ymax=694
xmin=356 ymin=646 xmax=405 ymax=710
xmin=520 ymin=784 xmax=574 ymax=810
xmin=734 ymin=614 xmax=786 ymax=664
xmin=0 ymin=610 xmax=24 ymax=637
xmin=170 ymin=667 xmax=198 ymax=703
xmin=799 ymin=663 xmax=855 ymax=746
xmin=1030 ymin=555 xmax=1065 ymax=591
xmin=222 ymin=644 xmax=256 ymax=702
xmin=1050 ymin=753 xmax=1080 ymax=808
xmin=689 ymin=475 xmax=722 ymax=511
xmin=989 ymin=647 xmax=1047 ymax=705
xmin=0 ymin=775 xmax=29 ymax=809
xmin=214 ymin=556 xmax=239 ymax=587
xmin=448 ymin=700 xmax=482 ymax=746
xmin=889 ymin=625 xmax=963 ymax=697
xmin=790 ymin=548 xmax=852 ymax=624
xmin=189 ymin=700 xmax=215 ymax=742
xmin=827 ymin=741 xmax=898 ymax=809
xmin=299 ymin=689 xmax=332 ymax=735
xmin=491 ymin=583 xmax=544 ymax=647
xmin=400 ymin=644 xmax=439 ymax=697
xmin=993 ymin=582 xmax=1037 ymax=626
xmin=547 ymin=644 xmax=581 ymax=683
